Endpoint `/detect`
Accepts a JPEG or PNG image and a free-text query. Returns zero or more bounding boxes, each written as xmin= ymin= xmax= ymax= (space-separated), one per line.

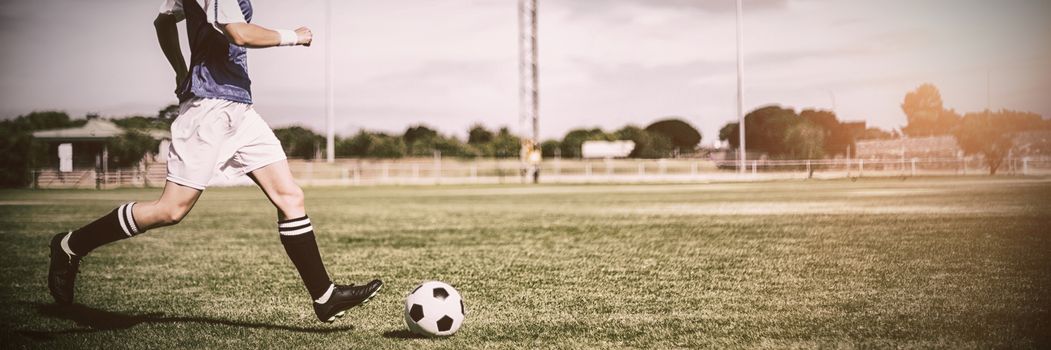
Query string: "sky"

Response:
xmin=1 ymin=0 xmax=1049 ymax=146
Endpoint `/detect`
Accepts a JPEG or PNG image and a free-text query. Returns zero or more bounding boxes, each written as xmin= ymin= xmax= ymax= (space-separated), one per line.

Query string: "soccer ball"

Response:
xmin=404 ymin=281 xmax=465 ymax=337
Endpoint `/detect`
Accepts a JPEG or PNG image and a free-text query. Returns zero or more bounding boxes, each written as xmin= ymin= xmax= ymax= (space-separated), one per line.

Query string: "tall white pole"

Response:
xmin=518 ymin=0 xmax=539 ymax=183
xmin=531 ymin=0 xmax=539 ymax=147
xmin=735 ymin=0 xmax=746 ymax=173
xmin=518 ymin=0 xmax=527 ymax=141
xmin=325 ymin=0 xmax=335 ymax=163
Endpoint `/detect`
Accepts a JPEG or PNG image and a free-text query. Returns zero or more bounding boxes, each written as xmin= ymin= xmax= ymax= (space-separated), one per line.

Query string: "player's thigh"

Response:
xmin=156 ymin=181 xmax=203 ymax=210
xmin=135 ymin=181 xmax=203 ymax=229
xmin=248 ymin=160 xmax=304 ymax=210
xmin=248 ymin=159 xmax=297 ymax=189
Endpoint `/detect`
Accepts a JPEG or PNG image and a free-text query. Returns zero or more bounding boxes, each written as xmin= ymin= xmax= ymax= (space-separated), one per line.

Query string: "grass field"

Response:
xmin=1 ymin=177 xmax=1049 ymax=349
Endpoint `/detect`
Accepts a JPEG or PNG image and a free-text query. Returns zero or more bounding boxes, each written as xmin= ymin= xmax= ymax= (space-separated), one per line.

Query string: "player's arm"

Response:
xmin=154 ymin=13 xmax=187 ymax=88
xmin=219 ymin=23 xmax=312 ymax=48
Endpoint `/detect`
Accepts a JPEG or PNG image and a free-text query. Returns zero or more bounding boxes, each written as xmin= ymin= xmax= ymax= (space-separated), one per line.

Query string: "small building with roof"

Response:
xmin=32 ymin=118 xmax=170 ymax=188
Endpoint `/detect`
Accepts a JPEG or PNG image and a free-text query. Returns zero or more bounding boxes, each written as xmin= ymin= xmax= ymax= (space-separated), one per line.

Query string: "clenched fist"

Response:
xmin=295 ymin=27 xmax=312 ymax=46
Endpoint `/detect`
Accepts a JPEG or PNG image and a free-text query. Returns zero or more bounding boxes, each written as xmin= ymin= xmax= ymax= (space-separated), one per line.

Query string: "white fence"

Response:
xmin=289 ymin=157 xmax=1051 ymax=186
xmin=32 ymin=156 xmax=1051 ymax=189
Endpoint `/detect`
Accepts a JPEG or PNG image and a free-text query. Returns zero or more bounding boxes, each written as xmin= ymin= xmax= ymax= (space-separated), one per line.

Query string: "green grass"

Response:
xmin=1 ymin=177 xmax=1049 ymax=349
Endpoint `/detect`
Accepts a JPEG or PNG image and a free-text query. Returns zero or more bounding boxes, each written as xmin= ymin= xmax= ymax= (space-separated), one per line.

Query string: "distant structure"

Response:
xmin=31 ymin=119 xmax=169 ymax=189
xmin=1011 ymin=131 xmax=1051 ymax=157
xmin=856 ymin=131 xmax=1051 ymax=160
xmin=518 ymin=0 xmax=540 ymax=182
xmin=33 ymin=119 xmax=125 ymax=174
xmin=855 ymin=136 xmax=959 ymax=160
xmin=582 ymin=141 xmax=635 ymax=159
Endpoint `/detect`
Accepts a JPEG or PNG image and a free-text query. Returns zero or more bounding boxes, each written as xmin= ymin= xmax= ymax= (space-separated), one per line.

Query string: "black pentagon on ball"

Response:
xmin=409 ymin=304 xmax=425 ymax=322
xmin=460 ymin=300 xmax=465 ymax=315
xmin=433 ymin=287 xmax=449 ymax=300
xmin=437 ymin=315 xmax=454 ymax=332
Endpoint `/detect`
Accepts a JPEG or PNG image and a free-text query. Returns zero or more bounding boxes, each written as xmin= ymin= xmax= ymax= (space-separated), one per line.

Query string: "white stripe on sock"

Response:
xmin=278 ymin=217 xmax=310 ymax=228
xmin=314 ymin=283 xmax=335 ymax=304
xmin=279 ymin=226 xmax=313 ymax=236
xmin=124 ymin=202 xmax=139 ymax=235
xmin=60 ymin=231 xmax=75 ymax=256
xmin=116 ymin=204 xmax=132 ymax=237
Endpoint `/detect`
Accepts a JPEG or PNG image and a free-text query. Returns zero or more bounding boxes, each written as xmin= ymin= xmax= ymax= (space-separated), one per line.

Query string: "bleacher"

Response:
xmin=1013 ymin=131 xmax=1051 ymax=157
xmin=855 ymin=136 xmax=959 ymax=159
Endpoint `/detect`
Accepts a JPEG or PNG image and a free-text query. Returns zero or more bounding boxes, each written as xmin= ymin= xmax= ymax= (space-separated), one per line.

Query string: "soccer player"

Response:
xmin=46 ymin=0 xmax=383 ymax=323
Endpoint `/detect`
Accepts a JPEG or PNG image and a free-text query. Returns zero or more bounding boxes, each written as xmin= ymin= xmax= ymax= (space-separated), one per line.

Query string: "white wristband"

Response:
xmin=277 ymin=29 xmax=298 ymax=46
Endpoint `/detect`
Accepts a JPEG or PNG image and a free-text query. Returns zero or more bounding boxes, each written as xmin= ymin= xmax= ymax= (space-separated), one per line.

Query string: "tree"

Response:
xmin=113 ymin=115 xmax=173 ymax=130
xmin=615 ymin=125 xmax=672 ymax=158
xmin=369 ymin=134 xmax=407 ymax=158
xmin=800 ymin=109 xmax=852 ymax=157
xmin=157 ymin=104 xmax=181 ymax=121
xmin=540 ymin=139 xmax=561 ymax=158
xmin=856 ymin=127 xmax=898 ymax=140
xmin=901 ymin=84 xmax=959 ymax=137
xmin=560 ymin=128 xmax=613 ymax=158
xmin=274 ymin=126 xmax=323 ymax=159
xmin=954 ymin=111 xmax=1013 ymax=175
xmin=644 ymin=118 xmax=701 ymax=153
xmin=720 ymin=105 xmax=800 ymax=158
xmin=429 ymin=136 xmax=479 ymax=158
xmin=719 ymin=105 xmax=868 ymax=159
xmin=467 ymin=124 xmax=494 ymax=145
xmin=402 ymin=125 xmax=440 ymax=156
xmin=404 ymin=125 xmax=437 ymax=145
xmin=487 ymin=127 xmax=521 ymax=158
xmin=106 ymin=130 xmax=159 ymax=168
xmin=953 ymin=109 xmax=1048 ymax=175
xmin=783 ymin=121 xmax=826 ymax=160
xmin=0 ymin=111 xmax=83 ymax=187
xmin=335 ymin=131 xmax=371 ymax=157
xmin=335 ymin=130 xmax=406 ymax=158
xmin=719 ymin=122 xmax=739 ymax=149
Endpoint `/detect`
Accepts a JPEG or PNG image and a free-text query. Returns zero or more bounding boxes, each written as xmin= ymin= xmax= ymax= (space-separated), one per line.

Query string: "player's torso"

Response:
xmin=179 ymin=0 xmax=254 ymax=104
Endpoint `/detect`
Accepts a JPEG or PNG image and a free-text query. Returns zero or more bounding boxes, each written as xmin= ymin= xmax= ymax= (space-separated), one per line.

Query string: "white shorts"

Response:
xmin=166 ymin=98 xmax=287 ymax=190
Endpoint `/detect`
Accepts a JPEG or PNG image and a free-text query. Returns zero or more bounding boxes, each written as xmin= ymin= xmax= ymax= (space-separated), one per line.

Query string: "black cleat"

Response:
xmin=313 ymin=279 xmax=383 ymax=323
xmin=48 ymin=232 xmax=81 ymax=305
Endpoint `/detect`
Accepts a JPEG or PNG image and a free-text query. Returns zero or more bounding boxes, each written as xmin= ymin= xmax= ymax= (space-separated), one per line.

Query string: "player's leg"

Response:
xmin=247 ymin=160 xmax=382 ymax=322
xmin=48 ymin=98 xmax=225 ymax=306
xmin=48 ymin=181 xmax=202 ymax=305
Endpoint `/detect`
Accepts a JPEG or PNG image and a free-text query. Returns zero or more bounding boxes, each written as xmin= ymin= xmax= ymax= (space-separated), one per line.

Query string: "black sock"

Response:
xmin=278 ymin=216 xmax=332 ymax=301
xmin=66 ymin=202 xmax=143 ymax=256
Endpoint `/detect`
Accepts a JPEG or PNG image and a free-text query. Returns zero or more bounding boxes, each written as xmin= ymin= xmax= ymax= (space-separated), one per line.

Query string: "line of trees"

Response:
xmin=275 ymin=118 xmax=703 ymax=160
xmin=1 ymin=107 xmax=705 ymax=188
xmin=899 ymin=83 xmax=1051 ymax=174
xmin=718 ymin=106 xmax=861 ymax=159
xmin=6 ymin=84 xmax=1046 ymax=188
xmin=713 ymin=84 xmax=1051 ymax=174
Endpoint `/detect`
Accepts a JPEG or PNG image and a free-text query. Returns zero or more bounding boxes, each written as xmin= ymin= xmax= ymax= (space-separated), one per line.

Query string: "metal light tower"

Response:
xmin=519 ymin=0 xmax=540 ymax=182
xmin=325 ymin=0 xmax=335 ymax=163
xmin=735 ymin=0 xmax=746 ymax=173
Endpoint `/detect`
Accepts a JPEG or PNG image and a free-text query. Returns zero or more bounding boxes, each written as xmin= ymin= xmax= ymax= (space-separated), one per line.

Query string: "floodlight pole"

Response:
xmin=325 ymin=0 xmax=335 ymax=163
xmin=519 ymin=0 xmax=539 ymax=149
xmin=519 ymin=0 xmax=539 ymax=182
xmin=735 ymin=0 xmax=746 ymax=173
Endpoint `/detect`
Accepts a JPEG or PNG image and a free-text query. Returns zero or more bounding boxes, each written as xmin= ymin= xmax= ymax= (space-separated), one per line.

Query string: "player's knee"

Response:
xmin=276 ymin=186 xmax=305 ymax=212
xmin=159 ymin=203 xmax=191 ymax=226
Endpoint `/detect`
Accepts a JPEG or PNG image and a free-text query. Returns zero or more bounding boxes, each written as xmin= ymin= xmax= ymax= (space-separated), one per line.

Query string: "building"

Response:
xmin=31 ymin=119 xmax=170 ymax=188
xmin=855 ymin=135 xmax=960 ymax=160
xmin=1012 ymin=130 xmax=1051 ymax=157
